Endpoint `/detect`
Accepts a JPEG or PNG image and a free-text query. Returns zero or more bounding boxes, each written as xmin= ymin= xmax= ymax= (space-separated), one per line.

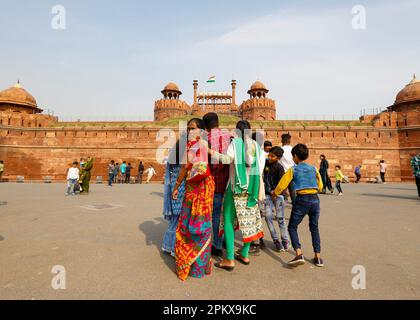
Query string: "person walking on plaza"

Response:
xmin=80 ymin=157 xmax=93 ymax=194
xmin=411 ymin=153 xmax=420 ymax=198
xmin=264 ymin=146 xmax=290 ymax=252
xmin=0 ymin=160 xmax=4 ymax=182
xmin=355 ymin=165 xmax=362 ymax=183
xmin=162 ymin=139 xmax=187 ymax=256
xmin=125 ymin=162 xmax=132 ymax=184
xmin=272 ymin=144 xmax=324 ymax=267
xmin=203 ymin=113 xmax=231 ymax=258
xmin=319 ymin=155 xmax=333 ymax=194
xmin=172 ymin=118 xmax=215 ymax=281
xmin=279 ymin=134 xmax=296 ymax=204
xmin=108 ymin=160 xmax=115 ymax=187
xmin=66 ymin=162 xmax=80 ymax=196
xmin=208 ymin=120 xmax=266 ymax=272
xmin=120 ymin=161 xmax=127 ymax=184
xmin=379 ymin=160 xmax=388 ymax=184
xmin=138 ymin=161 xmax=145 ymax=184
xmin=145 ymin=165 xmax=156 ymax=184
xmin=334 ymin=165 xmax=344 ymax=196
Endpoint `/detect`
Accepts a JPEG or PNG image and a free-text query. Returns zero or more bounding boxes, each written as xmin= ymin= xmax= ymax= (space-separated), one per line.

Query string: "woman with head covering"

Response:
xmin=172 ymin=118 xmax=215 ymax=281
xmin=207 ymin=120 xmax=266 ymax=271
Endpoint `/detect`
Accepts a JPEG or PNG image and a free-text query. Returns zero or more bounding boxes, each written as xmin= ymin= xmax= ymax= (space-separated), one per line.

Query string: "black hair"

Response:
xmin=269 ymin=146 xmax=284 ymax=159
xmin=264 ymin=140 xmax=273 ymax=148
xmin=380 ymin=160 xmax=385 ymax=163
xmin=320 ymin=154 xmax=326 ymax=159
xmin=335 ymin=165 xmax=341 ymax=169
xmin=73 ymin=161 xmax=79 ymax=166
xmin=281 ymin=133 xmax=292 ymax=144
xmin=291 ymin=143 xmax=309 ymax=161
xmin=111 ymin=160 xmax=115 ymax=164
xmin=0 ymin=160 xmax=3 ymax=163
xmin=236 ymin=120 xmax=251 ymax=142
xmin=188 ymin=118 xmax=206 ymax=130
xmin=203 ymin=113 xmax=219 ymax=130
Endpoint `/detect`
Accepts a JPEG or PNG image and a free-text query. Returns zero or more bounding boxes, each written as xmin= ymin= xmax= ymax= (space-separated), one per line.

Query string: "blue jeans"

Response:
xmin=108 ymin=173 xmax=114 ymax=186
xmin=265 ymin=196 xmax=289 ymax=243
xmin=212 ymin=193 xmax=224 ymax=250
xmin=288 ymin=194 xmax=321 ymax=253
xmin=66 ymin=179 xmax=78 ymax=195
xmin=162 ymin=215 xmax=180 ymax=255
xmin=335 ymin=181 xmax=343 ymax=193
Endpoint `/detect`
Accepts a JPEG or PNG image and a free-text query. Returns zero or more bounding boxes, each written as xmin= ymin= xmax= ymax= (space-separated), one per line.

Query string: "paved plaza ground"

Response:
xmin=0 ymin=182 xmax=419 ymax=300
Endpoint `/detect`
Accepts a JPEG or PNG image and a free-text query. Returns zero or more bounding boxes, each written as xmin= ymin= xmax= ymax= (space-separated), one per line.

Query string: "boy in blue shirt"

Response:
xmin=272 ymin=144 xmax=324 ymax=267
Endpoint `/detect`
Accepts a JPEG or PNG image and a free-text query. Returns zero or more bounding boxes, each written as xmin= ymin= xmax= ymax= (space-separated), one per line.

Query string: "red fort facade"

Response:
xmin=0 ymin=77 xmax=419 ymax=183
xmin=154 ymin=80 xmax=276 ymax=121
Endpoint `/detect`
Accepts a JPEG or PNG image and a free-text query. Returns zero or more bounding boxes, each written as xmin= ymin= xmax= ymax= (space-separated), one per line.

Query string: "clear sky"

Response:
xmin=0 ymin=0 xmax=419 ymax=120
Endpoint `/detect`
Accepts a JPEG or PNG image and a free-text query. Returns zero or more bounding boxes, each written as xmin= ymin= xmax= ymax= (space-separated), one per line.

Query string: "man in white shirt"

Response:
xmin=279 ymin=134 xmax=296 ymax=204
xmin=66 ymin=161 xmax=80 ymax=195
xmin=145 ymin=165 xmax=157 ymax=184
xmin=379 ymin=160 xmax=387 ymax=184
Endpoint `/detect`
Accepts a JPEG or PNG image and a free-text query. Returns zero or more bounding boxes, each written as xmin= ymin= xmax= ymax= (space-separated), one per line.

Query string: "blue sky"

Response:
xmin=0 ymin=0 xmax=419 ymax=120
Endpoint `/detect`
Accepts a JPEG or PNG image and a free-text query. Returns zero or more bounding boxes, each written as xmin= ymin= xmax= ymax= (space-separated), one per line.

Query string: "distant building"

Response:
xmin=154 ymin=80 xmax=276 ymax=121
xmin=0 ymin=75 xmax=419 ymax=182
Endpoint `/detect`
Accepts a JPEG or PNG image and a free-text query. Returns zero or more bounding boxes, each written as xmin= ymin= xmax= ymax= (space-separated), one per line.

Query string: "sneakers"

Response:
xmin=288 ymin=254 xmax=305 ymax=266
xmin=338 ymin=193 xmax=343 ymax=196
xmin=313 ymin=257 xmax=324 ymax=267
xmin=274 ymin=240 xmax=282 ymax=252
xmin=281 ymin=240 xmax=290 ymax=251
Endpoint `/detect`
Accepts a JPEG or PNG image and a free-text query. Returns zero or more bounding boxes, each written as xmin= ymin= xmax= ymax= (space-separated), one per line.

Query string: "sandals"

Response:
xmin=235 ymin=254 xmax=250 ymax=265
xmin=214 ymin=262 xmax=234 ymax=272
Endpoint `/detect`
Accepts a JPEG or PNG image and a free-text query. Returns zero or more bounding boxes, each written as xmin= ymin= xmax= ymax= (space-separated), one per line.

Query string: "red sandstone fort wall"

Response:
xmin=1 ymin=124 xmax=418 ymax=183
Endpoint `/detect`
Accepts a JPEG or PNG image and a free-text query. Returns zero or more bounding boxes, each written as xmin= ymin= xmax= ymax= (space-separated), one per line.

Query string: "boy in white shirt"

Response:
xmin=279 ymin=134 xmax=296 ymax=204
xmin=66 ymin=162 xmax=80 ymax=196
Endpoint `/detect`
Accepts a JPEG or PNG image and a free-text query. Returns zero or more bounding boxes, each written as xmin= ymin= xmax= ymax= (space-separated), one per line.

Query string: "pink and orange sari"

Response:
xmin=175 ymin=140 xmax=215 ymax=281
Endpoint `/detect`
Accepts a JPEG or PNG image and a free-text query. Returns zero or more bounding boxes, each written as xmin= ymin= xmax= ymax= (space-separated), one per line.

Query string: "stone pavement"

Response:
xmin=0 ymin=182 xmax=419 ymax=300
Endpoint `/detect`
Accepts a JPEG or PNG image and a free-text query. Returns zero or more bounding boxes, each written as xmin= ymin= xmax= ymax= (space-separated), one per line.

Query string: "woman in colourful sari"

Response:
xmin=208 ymin=120 xmax=266 ymax=271
xmin=162 ymin=138 xmax=187 ymax=257
xmin=172 ymin=118 xmax=215 ymax=281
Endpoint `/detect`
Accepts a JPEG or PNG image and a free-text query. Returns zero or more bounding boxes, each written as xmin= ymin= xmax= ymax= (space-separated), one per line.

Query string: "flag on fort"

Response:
xmin=206 ymin=76 xmax=216 ymax=83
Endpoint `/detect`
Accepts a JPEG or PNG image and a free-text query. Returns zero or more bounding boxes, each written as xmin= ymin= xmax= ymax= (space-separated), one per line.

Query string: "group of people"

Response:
xmin=107 ymin=161 xmax=156 ymax=186
xmin=65 ymin=157 xmax=94 ymax=196
xmin=161 ymin=113 xmax=325 ymax=281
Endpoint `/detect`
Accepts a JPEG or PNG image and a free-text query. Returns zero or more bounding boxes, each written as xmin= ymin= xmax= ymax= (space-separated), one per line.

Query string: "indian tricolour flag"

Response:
xmin=206 ymin=76 xmax=216 ymax=83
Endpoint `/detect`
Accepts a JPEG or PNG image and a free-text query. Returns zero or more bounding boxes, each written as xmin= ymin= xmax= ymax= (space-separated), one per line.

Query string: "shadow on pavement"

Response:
xmin=138 ymin=218 xmax=175 ymax=272
xmin=0 ymin=235 xmax=4 ymax=241
xmin=150 ymin=192 xmax=164 ymax=198
xmin=360 ymin=193 xmax=419 ymax=201
xmin=260 ymin=239 xmax=295 ymax=269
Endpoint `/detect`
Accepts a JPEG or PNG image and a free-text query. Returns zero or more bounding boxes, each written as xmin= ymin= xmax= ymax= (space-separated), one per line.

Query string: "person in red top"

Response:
xmin=203 ymin=113 xmax=232 ymax=257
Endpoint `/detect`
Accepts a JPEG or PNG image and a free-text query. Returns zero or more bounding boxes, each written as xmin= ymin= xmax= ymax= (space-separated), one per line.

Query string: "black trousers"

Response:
xmin=355 ymin=173 xmax=361 ymax=183
xmin=416 ymin=176 xmax=420 ymax=197
xmin=380 ymin=172 xmax=386 ymax=183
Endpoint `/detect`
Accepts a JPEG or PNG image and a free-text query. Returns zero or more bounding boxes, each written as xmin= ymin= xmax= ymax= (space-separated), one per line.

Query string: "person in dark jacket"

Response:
xmin=319 ymin=155 xmax=333 ymax=194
